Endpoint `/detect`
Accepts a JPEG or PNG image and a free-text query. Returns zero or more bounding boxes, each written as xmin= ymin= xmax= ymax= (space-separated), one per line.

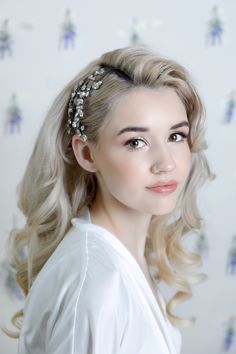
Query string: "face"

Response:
xmin=89 ymin=86 xmax=192 ymax=216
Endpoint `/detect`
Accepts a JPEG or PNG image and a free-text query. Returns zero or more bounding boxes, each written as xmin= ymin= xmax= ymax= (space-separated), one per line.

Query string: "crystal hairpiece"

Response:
xmin=67 ymin=67 xmax=106 ymax=141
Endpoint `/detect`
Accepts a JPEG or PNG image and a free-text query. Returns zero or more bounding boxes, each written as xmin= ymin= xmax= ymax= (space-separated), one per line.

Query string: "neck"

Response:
xmin=89 ymin=197 xmax=152 ymax=264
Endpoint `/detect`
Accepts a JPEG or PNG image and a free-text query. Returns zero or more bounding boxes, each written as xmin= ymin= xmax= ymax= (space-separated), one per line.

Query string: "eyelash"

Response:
xmin=124 ymin=132 xmax=189 ymax=150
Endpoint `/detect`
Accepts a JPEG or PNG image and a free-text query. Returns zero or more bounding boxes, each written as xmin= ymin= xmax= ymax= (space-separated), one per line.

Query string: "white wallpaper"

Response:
xmin=0 ymin=0 xmax=236 ymax=353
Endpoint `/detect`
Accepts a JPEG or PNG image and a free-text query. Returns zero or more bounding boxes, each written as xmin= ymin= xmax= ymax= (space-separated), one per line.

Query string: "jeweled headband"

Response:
xmin=67 ymin=67 xmax=106 ymax=141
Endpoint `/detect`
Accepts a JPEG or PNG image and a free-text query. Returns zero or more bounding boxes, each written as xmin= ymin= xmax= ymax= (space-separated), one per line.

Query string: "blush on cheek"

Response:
xmin=108 ymin=163 xmax=134 ymax=188
xmin=185 ymin=154 xmax=192 ymax=174
xmin=111 ymin=157 xmax=136 ymax=175
xmin=118 ymin=164 xmax=143 ymax=186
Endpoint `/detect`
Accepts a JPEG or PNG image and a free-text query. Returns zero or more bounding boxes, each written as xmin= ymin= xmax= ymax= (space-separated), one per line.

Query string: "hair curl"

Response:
xmin=2 ymin=45 xmax=216 ymax=338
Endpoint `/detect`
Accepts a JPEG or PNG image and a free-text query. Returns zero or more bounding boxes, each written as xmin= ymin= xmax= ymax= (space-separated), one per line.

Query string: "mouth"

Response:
xmin=146 ymin=181 xmax=178 ymax=194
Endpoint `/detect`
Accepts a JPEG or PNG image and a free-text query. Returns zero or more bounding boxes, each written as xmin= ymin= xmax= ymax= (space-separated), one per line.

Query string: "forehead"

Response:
xmin=105 ymin=86 xmax=188 ymax=132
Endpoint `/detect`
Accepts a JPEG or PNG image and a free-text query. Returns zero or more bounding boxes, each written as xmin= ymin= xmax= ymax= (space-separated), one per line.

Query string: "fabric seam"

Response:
xmin=71 ymin=230 xmax=89 ymax=354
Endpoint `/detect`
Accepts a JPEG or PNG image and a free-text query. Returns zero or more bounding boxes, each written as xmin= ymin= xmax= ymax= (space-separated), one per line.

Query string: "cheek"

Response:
xmin=99 ymin=151 xmax=146 ymax=190
xmin=108 ymin=156 xmax=142 ymax=183
xmin=179 ymin=149 xmax=192 ymax=176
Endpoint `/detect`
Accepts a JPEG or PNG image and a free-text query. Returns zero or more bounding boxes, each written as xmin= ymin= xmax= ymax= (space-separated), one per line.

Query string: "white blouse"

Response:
xmin=18 ymin=206 xmax=182 ymax=354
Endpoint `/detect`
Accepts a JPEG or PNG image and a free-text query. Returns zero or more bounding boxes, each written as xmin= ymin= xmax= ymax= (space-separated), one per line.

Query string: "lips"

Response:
xmin=147 ymin=180 xmax=178 ymax=188
xmin=146 ymin=180 xmax=178 ymax=194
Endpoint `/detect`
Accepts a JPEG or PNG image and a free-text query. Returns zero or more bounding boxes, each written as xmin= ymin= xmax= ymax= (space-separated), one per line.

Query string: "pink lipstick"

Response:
xmin=147 ymin=180 xmax=178 ymax=194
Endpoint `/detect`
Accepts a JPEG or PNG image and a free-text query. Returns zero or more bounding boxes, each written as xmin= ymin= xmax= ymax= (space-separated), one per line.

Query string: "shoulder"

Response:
xmin=26 ymin=224 xmax=128 ymax=310
xmin=20 ymin=225 xmax=129 ymax=353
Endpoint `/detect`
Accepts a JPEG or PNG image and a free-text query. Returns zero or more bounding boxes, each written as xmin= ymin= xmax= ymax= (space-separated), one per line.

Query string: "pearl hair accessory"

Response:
xmin=67 ymin=67 xmax=106 ymax=141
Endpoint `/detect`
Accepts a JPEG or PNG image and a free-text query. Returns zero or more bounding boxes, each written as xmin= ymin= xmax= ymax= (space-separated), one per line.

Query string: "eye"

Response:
xmin=124 ymin=138 xmax=147 ymax=150
xmin=169 ymin=132 xmax=188 ymax=142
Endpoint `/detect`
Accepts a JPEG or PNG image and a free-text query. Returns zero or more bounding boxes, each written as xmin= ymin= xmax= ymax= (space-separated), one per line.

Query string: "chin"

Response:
xmin=148 ymin=203 xmax=177 ymax=216
xmin=151 ymin=210 xmax=173 ymax=217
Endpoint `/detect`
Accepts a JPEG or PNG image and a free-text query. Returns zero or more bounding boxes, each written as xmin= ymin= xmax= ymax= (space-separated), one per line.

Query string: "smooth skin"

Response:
xmin=72 ymin=86 xmax=191 ymax=271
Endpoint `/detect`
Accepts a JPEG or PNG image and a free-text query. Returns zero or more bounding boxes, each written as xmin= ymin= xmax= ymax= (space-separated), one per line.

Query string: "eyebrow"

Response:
xmin=116 ymin=121 xmax=190 ymax=136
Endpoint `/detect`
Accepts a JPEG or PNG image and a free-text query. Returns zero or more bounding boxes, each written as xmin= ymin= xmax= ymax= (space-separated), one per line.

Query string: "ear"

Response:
xmin=72 ymin=135 xmax=97 ymax=173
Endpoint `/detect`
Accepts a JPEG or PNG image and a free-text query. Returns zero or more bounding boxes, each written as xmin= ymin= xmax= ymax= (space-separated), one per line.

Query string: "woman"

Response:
xmin=3 ymin=46 xmax=215 ymax=353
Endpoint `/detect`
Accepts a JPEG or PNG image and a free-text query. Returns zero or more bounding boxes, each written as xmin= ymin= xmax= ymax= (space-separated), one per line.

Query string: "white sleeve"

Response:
xmin=47 ymin=270 xmax=127 ymax=354
xmin=73 ymin=290 xmax=123 ymax=353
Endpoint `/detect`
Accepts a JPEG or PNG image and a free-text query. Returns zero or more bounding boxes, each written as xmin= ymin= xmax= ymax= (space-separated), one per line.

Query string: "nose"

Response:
xmin=150 ymin=146 xmax=176 ymax=174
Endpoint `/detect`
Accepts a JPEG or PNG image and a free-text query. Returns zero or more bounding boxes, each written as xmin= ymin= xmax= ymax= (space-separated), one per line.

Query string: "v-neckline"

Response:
xmin=72 ymin=206 xmax=170 ymax=317
xmin=72 ymin=206 xmax=166 ymax=302
xmin=71 ymin=206 xmax=178 ymax=353
xmin=72 ymin=206 xmax=165 ymax=309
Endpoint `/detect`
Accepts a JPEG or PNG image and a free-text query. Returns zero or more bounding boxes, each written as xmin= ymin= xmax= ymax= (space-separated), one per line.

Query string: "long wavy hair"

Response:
xmin=3 ymin=45 xmax=215 ymax=338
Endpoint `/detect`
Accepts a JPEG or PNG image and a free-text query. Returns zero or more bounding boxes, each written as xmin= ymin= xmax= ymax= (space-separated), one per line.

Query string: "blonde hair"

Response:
xmin=3 ymin=45 xmax=216 ymax=338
